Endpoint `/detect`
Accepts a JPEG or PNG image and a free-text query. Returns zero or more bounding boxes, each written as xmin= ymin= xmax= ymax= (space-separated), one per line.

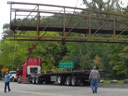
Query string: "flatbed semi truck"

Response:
xmin=16 ymin=58 xmax=104 ymax=86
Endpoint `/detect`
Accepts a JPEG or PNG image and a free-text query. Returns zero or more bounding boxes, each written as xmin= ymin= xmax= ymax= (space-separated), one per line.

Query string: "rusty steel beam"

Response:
xmin=63 ymin=8 xmax=66 ymax=38
xmin=7 ymin=1 xmax=128 ymax=18
xmin=119 ymin=27 xmax=128 ymax=35
xmin=10 ymin=25 xmax=128 ymax=35
xmin=92 ymin=19 xmax=109 ymax=36
xmin=12 ymin=8 xmax=128 ymax=26
xmin=36 ymin=5 xmax=40 ymax=39
xmin=89 ymin=16 xmax=91 ymax=36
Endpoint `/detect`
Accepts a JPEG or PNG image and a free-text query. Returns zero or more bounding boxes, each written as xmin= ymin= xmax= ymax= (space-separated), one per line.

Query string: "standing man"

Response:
xmin=89 ymin=66 xmax=100 ymax=93
xmin=4 ymin=72 xmax=11 ymax=93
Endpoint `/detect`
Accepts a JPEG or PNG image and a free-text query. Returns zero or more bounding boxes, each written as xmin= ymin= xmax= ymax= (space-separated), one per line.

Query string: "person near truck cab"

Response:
xmin=4 ymin=72 xmax=11 ymax=93
xmin=89 ymin=66 xmax=100 ymax=93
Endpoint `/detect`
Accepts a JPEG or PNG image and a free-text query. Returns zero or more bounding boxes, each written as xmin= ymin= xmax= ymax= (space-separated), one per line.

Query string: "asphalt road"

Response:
xmin=0 ymin=81 xmax=128 ymax=96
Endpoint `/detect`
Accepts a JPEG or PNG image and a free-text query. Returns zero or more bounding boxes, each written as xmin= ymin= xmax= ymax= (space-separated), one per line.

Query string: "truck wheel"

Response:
xmin=12 ymin=77 xmax=16 ymax=82
xmin=32 ymin=78 xmax=36 ymax=84
xmin=17 ymin=78 xmax=21 ymax=83
xmin=36 ymin=78 xmax=39 ymax=84
xmin=66 ymin=76 xmax=71 ymax=86
xmin=71 ymin=76 xmax=78 ymax=86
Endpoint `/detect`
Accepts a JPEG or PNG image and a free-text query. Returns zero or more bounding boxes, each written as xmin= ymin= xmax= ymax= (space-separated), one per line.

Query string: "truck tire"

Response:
xmin=32 ymin=78 xmax=36 ymax=84
xmin=71 ymin=76 xmax=78 ymax=86
xmin=36 ymin=78 xmax=39 ymax=84
xmin=17 ymin=78 xmax=21 ymax=83
xmin=12 ymin=77 xmax=16 ymax=82
xmin=57 ymin=76 xmax=65 ymax=85
xmin=65 ymin=76 xmax=71 ymax=86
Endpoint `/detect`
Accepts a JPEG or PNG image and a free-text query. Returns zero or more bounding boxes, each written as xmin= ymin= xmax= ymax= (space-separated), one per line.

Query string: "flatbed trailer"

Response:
xmin=38 ymin=70 xmax=91 ymax=86
xmin=31 ymin=70 xmax=104 ymax=86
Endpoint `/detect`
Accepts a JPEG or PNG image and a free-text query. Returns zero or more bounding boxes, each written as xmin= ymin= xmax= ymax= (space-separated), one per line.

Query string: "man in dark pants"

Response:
xmin=89 ymin=66 xmax=100 ymax=93
xmin=4 ymin=72 xmax=11 ymax=93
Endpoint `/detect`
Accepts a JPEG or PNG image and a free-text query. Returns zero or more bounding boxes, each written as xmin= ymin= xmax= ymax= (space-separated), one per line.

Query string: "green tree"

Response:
xmin=82 ymin=0 xmax=122 ymax=12
xmin=0 ymin=40 xmax=28 ymax=70
xmin=108 ymin=44 xmax=126 ymax=79
xmin=113 ymin=46 xmax=128 ymax=78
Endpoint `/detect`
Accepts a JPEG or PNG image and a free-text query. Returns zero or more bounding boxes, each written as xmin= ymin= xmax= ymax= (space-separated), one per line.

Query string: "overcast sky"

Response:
xmin=0 ymin=0 xmax=127 ymax=40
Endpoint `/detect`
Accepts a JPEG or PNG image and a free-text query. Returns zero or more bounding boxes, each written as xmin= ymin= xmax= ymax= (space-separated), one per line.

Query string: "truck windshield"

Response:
xmin=30 ymin=67 xmax=38 ymax=73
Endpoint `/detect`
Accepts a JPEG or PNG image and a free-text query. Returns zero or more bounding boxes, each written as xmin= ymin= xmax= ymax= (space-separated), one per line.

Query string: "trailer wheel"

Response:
xmin=65 ymin=76 xmax=71 ymax=86
xmin=71 ymin=76 xmax=78 ymax=86
xmin=17 ymin=78 xmax=21 ymax=83
xmin=57 ymin=76 xmax=62 ymax=84
xmin=57 ymin=76 xmax=65 ymax=85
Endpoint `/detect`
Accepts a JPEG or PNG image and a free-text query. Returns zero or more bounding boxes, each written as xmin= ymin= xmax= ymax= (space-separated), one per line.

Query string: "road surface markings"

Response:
xmin=0 ymin=88 xmax=72 ymax=96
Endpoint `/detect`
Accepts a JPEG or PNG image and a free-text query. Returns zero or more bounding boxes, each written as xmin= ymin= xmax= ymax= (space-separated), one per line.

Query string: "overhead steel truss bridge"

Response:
xmin=7 ymin=2 xmax=128 ymax=43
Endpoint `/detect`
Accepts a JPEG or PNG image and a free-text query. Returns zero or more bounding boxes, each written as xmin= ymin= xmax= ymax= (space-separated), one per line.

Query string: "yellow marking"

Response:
xmin=0 ymin=88 xmax=72 ymax=96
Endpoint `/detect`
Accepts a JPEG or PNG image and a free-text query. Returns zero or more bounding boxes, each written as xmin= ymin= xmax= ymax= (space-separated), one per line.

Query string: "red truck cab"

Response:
xmin=16 ymin=58 xmax=42 ymax=83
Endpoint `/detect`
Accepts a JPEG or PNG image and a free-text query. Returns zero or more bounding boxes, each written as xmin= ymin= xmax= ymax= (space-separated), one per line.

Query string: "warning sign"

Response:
xmin=1 ymin=68 xmax=8 ymax=72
